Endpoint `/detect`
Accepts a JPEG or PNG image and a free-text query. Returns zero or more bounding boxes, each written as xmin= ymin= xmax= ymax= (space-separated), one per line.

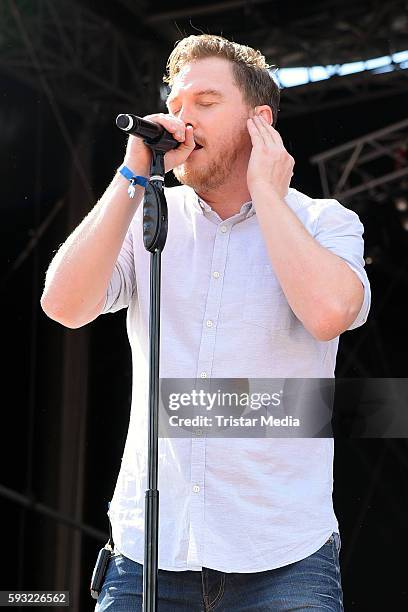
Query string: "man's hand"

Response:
xmin=124 ymin=113 xmax=196 ymax=175
xmin=246 ymin=115 xmax=294 ymax=199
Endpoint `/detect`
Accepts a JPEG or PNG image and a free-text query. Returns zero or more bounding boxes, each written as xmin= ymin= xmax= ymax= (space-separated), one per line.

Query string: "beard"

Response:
xmin=173 ymin=125 xmax=249 ymax=193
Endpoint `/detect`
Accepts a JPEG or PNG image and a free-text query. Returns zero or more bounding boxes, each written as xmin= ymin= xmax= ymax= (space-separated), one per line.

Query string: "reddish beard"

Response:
xmin=173 ymin=126 xmax=249 ymax=192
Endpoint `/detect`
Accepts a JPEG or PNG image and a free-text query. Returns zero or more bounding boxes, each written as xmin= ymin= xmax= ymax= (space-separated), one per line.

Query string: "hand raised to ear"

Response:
xmin=246 ymin=115 xmax=294 ymax=199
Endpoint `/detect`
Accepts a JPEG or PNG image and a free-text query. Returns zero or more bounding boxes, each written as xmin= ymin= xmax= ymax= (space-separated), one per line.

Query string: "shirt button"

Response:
xmin=220 ymin=225 xmax=227 ymax=233
xmin=196 ymin=429 xmax=203 ymax=436
xmin=212 ymin=271 xmax=220 ymax=278
xmin=206 ymin=320 xmax=213 ymax=327
xmin=192 ymin=485 xmax=200 ymax=493
xmin=200 ymin=372 xmax=207 ymax=378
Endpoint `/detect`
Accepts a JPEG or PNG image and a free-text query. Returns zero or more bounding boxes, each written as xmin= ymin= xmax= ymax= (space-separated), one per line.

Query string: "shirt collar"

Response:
xmin=196 ymin=194 xmax=256 ymax=220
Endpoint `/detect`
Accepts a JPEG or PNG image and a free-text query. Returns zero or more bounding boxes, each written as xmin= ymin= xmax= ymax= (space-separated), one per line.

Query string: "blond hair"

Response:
xmin=163 ymin=34 xmax=280 ymax=127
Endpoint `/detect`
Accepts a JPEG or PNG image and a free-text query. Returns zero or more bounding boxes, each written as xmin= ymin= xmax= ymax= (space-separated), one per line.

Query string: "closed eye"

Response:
xmin=169 ymin=102 xmax=216 ymax=115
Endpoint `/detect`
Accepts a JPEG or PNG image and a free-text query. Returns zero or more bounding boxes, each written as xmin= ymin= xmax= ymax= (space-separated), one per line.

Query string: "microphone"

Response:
xmin=116 ymin=114 xmax=179 ymax=152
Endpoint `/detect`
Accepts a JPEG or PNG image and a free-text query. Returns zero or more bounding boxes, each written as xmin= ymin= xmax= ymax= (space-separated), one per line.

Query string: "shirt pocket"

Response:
xmin=242 ymin=264 xmax=294 ymax=331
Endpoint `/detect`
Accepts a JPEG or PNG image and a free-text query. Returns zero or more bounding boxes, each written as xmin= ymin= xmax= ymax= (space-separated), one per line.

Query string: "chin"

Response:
xmin=173 ymin=149 xmax=230 ymax=192
xmin=173 ymin=166 xmax=208 ymax=191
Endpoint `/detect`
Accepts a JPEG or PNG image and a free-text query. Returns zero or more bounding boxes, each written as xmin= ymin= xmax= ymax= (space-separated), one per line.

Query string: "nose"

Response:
xmin=177 ymin=105 xmax=196 ymax=129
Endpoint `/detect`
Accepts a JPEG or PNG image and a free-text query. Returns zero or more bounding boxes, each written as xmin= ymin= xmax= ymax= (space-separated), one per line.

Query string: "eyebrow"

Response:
xmin=166 ymin=89 xmax=224 ymax=108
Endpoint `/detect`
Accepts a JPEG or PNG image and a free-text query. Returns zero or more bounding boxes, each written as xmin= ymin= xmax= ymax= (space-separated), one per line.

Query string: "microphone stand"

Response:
xmin=116 ymin=114 xmax=178 ymax=611
xmin=141 ymin=135 xmax=176 ymax=612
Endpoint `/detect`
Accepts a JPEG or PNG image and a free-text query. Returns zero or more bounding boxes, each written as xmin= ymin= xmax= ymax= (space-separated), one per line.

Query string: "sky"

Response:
xmin=275 ymin=50 xmax=408 ymax=88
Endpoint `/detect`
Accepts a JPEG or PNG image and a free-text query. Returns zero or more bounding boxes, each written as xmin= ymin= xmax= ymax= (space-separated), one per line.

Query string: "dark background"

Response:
xmin=0 ymin=0 xmax=407 ymax=610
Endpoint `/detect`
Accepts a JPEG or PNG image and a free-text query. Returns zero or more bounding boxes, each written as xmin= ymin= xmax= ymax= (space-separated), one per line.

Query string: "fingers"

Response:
xmin=265 ymin=118 xmax=284 ymax=147
xmin=143 ymin=113 xmax=187 ymax=143
xmin=186 ymin=125 xmax=195 ymax=147
xmin=252 ymin=115 xmax=284 ymax=148
xmin=178 ymin=125 xmax=195 ymax=151
xmin=252 ymin=116 xmax=268 ymax=146
xmin=247 ymin=115 xmax=295 ymax=171
xmin=247 ymin=117 xmax=264 ymax=145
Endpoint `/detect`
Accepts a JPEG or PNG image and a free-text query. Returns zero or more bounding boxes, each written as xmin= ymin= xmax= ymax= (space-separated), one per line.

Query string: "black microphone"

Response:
xmin=116 ymin=114 xmax=179 ymax=152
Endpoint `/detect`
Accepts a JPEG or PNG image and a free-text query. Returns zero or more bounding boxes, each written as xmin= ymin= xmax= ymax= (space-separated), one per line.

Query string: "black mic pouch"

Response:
xmin=90 ymin=503 xmax=115 ymax=600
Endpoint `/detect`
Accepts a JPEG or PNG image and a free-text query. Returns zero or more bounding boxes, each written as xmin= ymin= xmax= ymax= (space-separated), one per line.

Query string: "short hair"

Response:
xmin=163 ymin=34 xmax=280 ymax=127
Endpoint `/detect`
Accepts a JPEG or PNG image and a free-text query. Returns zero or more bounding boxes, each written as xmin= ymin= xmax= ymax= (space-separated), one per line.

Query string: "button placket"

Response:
xmin=195 ymin=223 xmax=230 ymax=380
xmin=189 ymin=223 xmax=233 ymax=568
xmin=187 ymin=436 xmax=206 ymax=567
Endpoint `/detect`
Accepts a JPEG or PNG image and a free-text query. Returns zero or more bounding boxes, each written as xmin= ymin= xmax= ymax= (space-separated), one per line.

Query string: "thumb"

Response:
xmin=179 ymin=125 xmax=195 ymax=151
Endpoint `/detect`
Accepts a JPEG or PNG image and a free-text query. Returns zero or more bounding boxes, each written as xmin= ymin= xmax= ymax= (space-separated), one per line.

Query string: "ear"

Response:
xmin=253 ymin=105 xmax=273 ymax=126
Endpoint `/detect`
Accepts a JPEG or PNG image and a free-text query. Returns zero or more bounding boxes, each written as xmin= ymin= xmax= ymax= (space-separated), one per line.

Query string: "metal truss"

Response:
xmin=0 ymin=0 xmax=165 ymax=117
xmin=1 ymin=0 xmax=407 ymax=120
xmin=310 ymin=117 xmax=408 ymax=202
xmin=0 ymin=481 xmax=106 ymax=542
xmin=254 ymin=0 xmax=408 ymax=69
xmin=135 ymin=0 xmax=408 ymax=118
xmin=278 ymin=62 xmax=408 ymax=119
xmin=139 ymin=0 xmax=408 ymax=69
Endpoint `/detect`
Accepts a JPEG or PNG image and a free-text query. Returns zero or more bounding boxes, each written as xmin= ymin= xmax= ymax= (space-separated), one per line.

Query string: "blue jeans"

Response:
xmin=94 ymin=532 xmax=343 ymax=611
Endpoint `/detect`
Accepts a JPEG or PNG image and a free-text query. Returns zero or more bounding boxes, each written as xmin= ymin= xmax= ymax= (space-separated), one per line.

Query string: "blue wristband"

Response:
xmin=118 ymin=164 xmax=149 ymax=197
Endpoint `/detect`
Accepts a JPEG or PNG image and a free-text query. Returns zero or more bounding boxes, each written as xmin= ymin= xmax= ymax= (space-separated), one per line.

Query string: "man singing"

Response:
xmin=41 ymin=34 xmax=370 ymax=611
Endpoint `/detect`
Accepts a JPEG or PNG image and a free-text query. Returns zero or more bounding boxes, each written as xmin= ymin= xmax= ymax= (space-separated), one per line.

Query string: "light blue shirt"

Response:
xmin=101 ymin=185 xmax=370 ymax=572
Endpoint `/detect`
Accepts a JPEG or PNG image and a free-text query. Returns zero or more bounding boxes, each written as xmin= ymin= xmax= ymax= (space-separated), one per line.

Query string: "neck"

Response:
xmin=196 ymin=184 xmax=251 ymax=220
xmin=195 ymin=157 xmax=252 ymax=221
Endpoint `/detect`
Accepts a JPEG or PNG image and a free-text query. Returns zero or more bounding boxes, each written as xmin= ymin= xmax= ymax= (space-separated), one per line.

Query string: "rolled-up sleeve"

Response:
xmin=101 ymin=223 xmax=136 ymax=314
xmin=313 ymin=199 xmax=371 ymax=331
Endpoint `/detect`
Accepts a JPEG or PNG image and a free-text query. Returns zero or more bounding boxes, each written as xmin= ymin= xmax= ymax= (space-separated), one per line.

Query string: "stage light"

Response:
xmin=394 ymin=197 xmax=408 ymax=212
